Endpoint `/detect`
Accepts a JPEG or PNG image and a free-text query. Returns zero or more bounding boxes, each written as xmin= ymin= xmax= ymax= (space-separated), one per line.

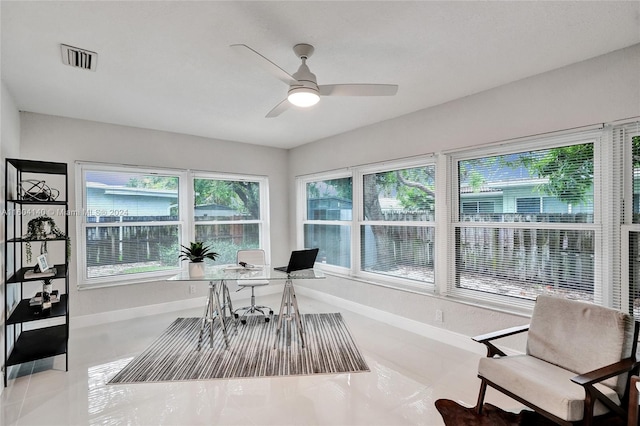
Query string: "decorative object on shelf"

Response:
xmin=179 ymin=242 xmax=219 ymax=278
xmin=41 ymin=278 xmax=52 ymax=312
xmin=23 ymin=216 xmax=70 ymax=263
xmin=27 ymin=280 xmax=57 ymax=314
xmin=36 ymin=253 xmax=50 ymax=272
xmin=29 ymin=289 xmax=60 ymax=307
xmin=20 ymin=179 xmax=60 ymax=201
xmin=24 ymin=254 xmax=57 ymax=279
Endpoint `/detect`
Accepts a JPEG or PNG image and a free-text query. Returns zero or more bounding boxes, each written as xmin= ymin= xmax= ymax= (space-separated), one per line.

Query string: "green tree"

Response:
xmin=127 ymin=176 xmax=261 ymax=219
xmin=520 ymin=143 xmax=594 ymax=205
xmin=127 ymin=175 xmax=178 ymax=190
xmin=362 ymin=167 xmax=435 ymax=270
xmin=194 ymin=179 xmax=260 ymax=219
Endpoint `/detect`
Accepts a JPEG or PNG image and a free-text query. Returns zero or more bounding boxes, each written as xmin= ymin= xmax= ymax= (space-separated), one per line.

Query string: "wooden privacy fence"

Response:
xmin=86 ymin=216 xmax=256 ymax=267
xmin=458 ymin=213 xmax=594 ymax=292
xmin=86 ymin=225 xmax=179 ymax=266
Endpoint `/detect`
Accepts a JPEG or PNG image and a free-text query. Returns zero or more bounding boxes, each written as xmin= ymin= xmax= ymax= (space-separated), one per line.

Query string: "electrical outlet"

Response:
xmin=189 ymin=284 xmax=196 ymax=294
xmin=435 ymin=309 xmax=443 ymax=323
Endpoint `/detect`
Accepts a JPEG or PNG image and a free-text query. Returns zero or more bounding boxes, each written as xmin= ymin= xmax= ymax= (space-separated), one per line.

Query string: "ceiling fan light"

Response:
xmin=288 ymin=87 xmax=320 ymax=107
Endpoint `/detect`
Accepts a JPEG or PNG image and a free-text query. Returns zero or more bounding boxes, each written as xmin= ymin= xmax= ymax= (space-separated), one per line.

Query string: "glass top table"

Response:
xmin=167 ymin=266 xmax=325 ymax=282
xmin=168 ymin=265 xmax=325 ymax=349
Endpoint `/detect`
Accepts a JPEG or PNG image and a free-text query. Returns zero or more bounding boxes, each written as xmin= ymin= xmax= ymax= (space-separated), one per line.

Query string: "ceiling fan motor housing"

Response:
xmin=291 ymin=61 xmax=318 ymax=91
xmin=288 ymin=44 xmax=320 ymax=106
xmin=290 ymin=43 xmax=319 ymax=92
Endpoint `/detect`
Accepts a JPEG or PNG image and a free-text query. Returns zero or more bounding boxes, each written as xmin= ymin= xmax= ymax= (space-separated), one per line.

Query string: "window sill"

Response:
xmin=319 ymin=268 xmax=437 ymax=297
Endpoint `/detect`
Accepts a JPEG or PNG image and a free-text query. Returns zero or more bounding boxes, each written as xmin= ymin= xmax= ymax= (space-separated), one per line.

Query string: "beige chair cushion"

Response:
xmin=479 ymin=354 xmax=619 ymax=422
xmin=526 ymin=295 xmax=635 ymax=395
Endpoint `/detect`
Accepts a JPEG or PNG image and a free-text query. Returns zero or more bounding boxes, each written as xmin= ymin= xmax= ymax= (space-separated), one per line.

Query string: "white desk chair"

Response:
xmin=233 ymin=249 xmax=273 ymax=324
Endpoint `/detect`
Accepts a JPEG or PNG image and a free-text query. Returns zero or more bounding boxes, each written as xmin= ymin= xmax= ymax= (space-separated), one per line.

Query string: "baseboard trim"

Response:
xmin=295 ymin=286 xmax=486 ymax=355
xmin=71 ymin=297 xmax=207 ymax=329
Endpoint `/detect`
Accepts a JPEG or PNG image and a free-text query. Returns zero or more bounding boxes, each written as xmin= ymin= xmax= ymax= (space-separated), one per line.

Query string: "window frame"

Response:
xmin=446 ymin=129 xmax=604 ymax=311
xmin=355 ymin=156 xmax=437 ymax=290
xmin=76 ymin=163 xmax=270 ymax=289
xmin=297 ymin=170 xmax=353 ymax=275
xmin=297 ymin=155 xmax=437 ymax=291
xmin=619 ymin=122 xmax=640 ymax=314
xmin=191 ymin=171 xmax=271 ymax=265
xmin=76 ymin=163 xmax=189 ymax=288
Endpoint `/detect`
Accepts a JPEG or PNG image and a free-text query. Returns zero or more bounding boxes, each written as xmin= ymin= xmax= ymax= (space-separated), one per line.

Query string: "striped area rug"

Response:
xmin=108 ymin=313 xmax=369 ymax=383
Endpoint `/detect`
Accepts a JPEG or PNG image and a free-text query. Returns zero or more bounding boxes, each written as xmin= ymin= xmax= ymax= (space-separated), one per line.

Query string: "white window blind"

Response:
xmin=448 ymin=131 xmax=603 ymax=310
xmin=359 ymin=163 xmax=436 ymax=285
xmin=193 ymin=174 xmax=269 ymax=265
xmin=78 ymin=166 xmax=184 ymax=285
xmin=301 ymin=175 xmax=352 ymax=269
xmin=619 ymin=121 xmax=640 ymax=316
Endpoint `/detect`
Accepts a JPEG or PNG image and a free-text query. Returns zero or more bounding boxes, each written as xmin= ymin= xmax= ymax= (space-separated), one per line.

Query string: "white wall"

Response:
xmin=288 ymin=44 xmax=640 ymax=342
xmin=18 ymin=113 xmax=290 ymax=318
xmin=1 ymin=80 xmax=21 ymax=393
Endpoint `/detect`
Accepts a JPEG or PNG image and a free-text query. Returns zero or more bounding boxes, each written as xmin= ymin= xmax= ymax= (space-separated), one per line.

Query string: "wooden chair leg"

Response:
xmin=476 ymin=379 xmax=488 ymax=414
xmin=629 ymin=376 xmax=640 ymax=426
xmin=582 ymin=391 xmax=595 ymax=426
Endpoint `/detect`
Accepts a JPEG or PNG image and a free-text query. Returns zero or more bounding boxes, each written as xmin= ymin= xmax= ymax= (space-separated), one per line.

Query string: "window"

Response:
xmin=193 ymin=174 xmax=269 ymax=265
xmin=294 ymin=123 xmax=640 ymax=312
xmin=620 ymin=121 xmax=640 ymax=316
xmin=462 ymin=201 xmax=494 ymax=214
xmin=450 ymin=134 xmax=600 ymax=309
xmin=516 ymin=197 xmax=541 ymax=213
xmin=360 ymin=163 xmax=436 ymax=284
xmin=78 ymin=164 xmax=269 ymax=287
xmin=78 ymin=165 xmax=186 ymax=286
xmin=297 ymin=157 xmax=435 ymax=288
xmin=300 ymin=175 xmax=352 ymax=269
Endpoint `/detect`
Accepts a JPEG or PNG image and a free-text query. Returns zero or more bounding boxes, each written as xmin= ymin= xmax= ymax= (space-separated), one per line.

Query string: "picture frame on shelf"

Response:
xmin=36 ymin=254 xmax=50 ymax=273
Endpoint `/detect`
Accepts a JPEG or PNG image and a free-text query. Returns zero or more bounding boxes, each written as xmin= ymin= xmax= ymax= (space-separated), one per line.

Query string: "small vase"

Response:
xmin=41 ymin=281 xmax=52 ymax=313
xmin=188 ymin=262 xmax=205 ymax=278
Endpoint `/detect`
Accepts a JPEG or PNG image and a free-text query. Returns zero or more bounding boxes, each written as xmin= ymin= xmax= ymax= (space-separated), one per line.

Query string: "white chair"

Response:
xmin=473 ymin=295 xmax=640 ymax=426
xmin=233 ymin=249 xmax=273 ymax=324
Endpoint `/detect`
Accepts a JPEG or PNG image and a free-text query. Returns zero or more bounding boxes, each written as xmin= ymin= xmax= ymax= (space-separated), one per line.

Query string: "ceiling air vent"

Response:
xmin=60 ymin=44 xmax=97 ymax=71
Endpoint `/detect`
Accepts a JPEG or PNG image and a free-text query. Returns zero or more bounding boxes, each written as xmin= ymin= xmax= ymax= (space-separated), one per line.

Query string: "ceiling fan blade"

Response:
xmin=230 ymin=44 xmax=297 ymax=86
xmin=319 ymin=84 xmax=398 ymax=97
xmin=265 ymin=99 xmax=291 ymax=118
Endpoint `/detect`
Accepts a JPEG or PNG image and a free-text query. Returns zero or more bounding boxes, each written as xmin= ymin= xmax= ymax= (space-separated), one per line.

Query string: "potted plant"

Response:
xmin=23 ymin=216 xmax=70 ymax=263
xmin=179 ymin=242 xmax=219 ymax=278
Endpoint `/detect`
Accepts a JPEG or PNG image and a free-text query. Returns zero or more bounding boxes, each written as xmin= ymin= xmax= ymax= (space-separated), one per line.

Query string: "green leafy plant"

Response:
xmin=23 ymin=216 xmax=70 ymax=263
xmin=178 ymin=242 xmax=219 ymax=263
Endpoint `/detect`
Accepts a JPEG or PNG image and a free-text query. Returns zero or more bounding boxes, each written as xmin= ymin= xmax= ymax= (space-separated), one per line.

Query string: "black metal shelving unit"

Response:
xmin=3 ymin=158 xmax=69 ymax=387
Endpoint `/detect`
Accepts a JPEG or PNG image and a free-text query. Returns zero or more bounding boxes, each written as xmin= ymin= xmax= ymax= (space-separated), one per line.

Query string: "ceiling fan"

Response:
xmin=230 ymin=43 xmax=399 ymax=118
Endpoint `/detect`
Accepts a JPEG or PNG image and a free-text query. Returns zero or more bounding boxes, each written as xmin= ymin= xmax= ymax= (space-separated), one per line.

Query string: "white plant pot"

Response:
xmin=188 ymin=262 xmax=205 ymax=278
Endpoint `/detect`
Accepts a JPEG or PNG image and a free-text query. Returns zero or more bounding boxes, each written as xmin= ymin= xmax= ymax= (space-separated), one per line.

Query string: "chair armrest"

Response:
xmin=571 ymin=357 xmax=639 ymax=419
xmin=472 ymin=324 xmax=529 ymax=357
xmin=571 ymin=357 xmax=639 ymax=387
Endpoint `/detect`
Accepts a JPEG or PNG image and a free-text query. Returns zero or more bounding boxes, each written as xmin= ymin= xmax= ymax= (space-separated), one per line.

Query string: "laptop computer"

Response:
xmin=274 ymin=248 xmax=319 ymax=273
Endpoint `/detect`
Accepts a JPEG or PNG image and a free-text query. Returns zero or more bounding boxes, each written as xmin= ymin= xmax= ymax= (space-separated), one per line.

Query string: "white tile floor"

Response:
xmin=1 ymin=293 xmax=523 ymax=425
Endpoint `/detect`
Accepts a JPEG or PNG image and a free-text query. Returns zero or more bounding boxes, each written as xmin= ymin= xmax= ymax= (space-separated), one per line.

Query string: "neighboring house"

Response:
xmin=85 ymin=183 xmax=246 ymax=267
xmin=85 ymin=182 xmax=178 ymax=220
xmin=194 ymin=203 xmax=248 ymax=220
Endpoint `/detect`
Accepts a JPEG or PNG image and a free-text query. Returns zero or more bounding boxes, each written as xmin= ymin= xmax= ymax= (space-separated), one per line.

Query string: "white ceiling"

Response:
xmin=2 ymin=1 xmax=639 ymax=149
